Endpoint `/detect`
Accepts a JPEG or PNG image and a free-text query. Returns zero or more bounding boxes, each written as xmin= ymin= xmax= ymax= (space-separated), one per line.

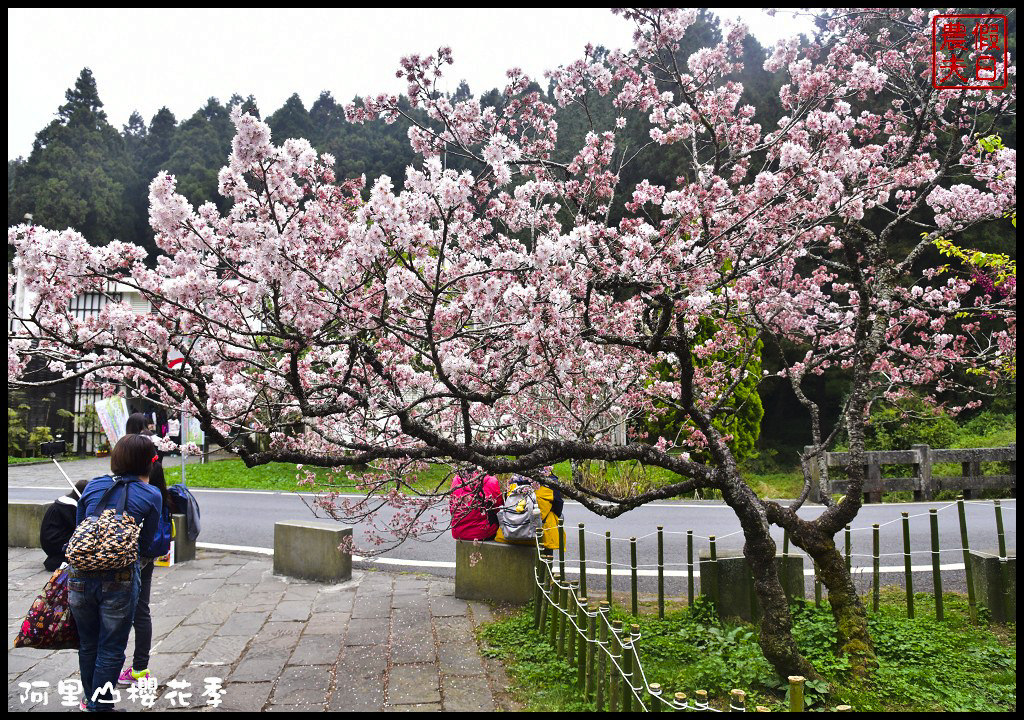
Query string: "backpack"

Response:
xmin=149 ymin=505 xmax=173 ymax=559
xmin=14 ymin=566 xmax=78 ymax=650
xmin=65 ymin=476 xmax=141 ymax=572
xmin=168 ymin=483 xmax=201 ymax=541
xmin=496 ymin=484 xmax=541 ymax=542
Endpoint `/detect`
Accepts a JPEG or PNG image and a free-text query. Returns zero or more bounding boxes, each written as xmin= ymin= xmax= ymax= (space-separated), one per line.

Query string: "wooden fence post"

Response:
xmin=866 ymin=458 xmax=882 ymax=504
xmin=630 ymin=537 xmax=639 ymax=617
xmin=657 ymin=526 xmax=665 ymax=619
xmin=913 ymin=444 xmax=933 ymax=501
xmin=605 ymin=531 xmax=613 ymax=607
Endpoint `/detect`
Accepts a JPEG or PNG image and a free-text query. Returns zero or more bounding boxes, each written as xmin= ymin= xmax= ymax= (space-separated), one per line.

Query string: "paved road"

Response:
xmin=9 ymin=476 xmax=1014 ymax=597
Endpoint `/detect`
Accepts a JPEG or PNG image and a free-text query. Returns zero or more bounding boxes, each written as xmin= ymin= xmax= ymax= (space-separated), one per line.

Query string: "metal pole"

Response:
xmin=929 ymin=509 xmax=944 ymax=621
xmin=956 ymin=496 xmax=977 ymax=623
xmin=180 ymin=408 xmax=187 ymax=484
xmin=709 ymin=535 xmax=719 ymax=607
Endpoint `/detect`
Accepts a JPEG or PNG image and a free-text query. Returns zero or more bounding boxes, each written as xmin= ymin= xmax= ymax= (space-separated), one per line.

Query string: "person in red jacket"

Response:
xmin=450 ymin=470 xmax=503 ymax=541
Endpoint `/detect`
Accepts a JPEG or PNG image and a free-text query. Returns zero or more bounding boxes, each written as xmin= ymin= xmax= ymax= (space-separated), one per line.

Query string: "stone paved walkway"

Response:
xmin=8 ymin=548 xmax=518 ymax=712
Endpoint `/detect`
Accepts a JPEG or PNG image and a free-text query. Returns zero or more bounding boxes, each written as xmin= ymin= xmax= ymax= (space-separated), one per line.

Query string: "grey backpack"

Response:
xmin=497 ymin=484 xmax=541 ymax=542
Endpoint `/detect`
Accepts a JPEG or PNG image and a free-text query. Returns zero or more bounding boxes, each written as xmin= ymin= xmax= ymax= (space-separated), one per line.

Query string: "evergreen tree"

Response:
xmin=9 ymin=68 xmax=135 ymax=246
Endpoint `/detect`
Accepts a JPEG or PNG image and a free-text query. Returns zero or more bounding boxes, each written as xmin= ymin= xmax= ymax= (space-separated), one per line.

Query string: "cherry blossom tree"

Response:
xmin=9 ymin=8 xmax=1015 ymax=678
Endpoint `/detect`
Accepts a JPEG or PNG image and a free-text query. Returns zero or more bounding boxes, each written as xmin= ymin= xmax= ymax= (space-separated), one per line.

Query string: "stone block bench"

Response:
xmin=454 ymin=539 xmax=536 ymax=605
xmin=700 ymin=552 xmax=804 ymax=622
xmin=274 ymin=520 xmax=353 ymax=582
xmin=969 ymin=550 xmax=1016 ymax=623
xmin=8 ymin=500 xmax=50 ymax=548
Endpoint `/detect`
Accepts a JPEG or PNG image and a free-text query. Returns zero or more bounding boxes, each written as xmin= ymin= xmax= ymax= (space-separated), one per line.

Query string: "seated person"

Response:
xmin=40 ymin=480 xmax=89 ymax=571
xmin=450 ymin=471 xmax=503 ymax=541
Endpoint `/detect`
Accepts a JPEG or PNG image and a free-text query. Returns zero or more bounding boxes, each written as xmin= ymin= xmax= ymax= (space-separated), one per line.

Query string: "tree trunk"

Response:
xmin=724 ymin=484 xmax=819 ymax=679
xmin=790 ymin=526 xmax=877 ymax=676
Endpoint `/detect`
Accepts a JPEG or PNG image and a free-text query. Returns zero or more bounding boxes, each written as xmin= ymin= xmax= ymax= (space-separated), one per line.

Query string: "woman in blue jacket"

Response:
xmin=69 ymin=433 xmax=163 ymax=712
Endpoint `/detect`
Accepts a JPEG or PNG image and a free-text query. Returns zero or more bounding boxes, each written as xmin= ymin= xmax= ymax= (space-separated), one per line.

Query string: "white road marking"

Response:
xmin=193 ymin=541 xmax=968 ymax=576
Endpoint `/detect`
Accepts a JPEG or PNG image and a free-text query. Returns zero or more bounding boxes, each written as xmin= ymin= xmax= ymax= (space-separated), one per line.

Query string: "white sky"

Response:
xmin=7 ymin=8 xmax=816 ymax=160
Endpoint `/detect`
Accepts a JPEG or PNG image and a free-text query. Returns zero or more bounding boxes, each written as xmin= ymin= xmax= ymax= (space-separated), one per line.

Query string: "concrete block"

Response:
xmin=8 ymin=501 xmax=51 ymax=548
xmin=172 ymin=513 xmax=196 ymax=562
xmin=969 ymin=551 xmax=1016 ymax=623
xmin=699 ymin=552 xmax=804 ymax=623
xmin=273 ymin=520 xmax=352 ymax=583
xmin=454 ymin=540 xmax=535 ymax=605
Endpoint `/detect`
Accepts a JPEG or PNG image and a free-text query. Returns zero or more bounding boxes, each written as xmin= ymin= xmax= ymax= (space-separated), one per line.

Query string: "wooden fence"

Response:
xmin=805 ymin=444 xmax=1016 ymax=503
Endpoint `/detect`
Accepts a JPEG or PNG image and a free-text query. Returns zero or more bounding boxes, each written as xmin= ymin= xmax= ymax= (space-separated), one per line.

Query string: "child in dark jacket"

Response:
xmin=39 ymin=479 xmax=89 ymax=571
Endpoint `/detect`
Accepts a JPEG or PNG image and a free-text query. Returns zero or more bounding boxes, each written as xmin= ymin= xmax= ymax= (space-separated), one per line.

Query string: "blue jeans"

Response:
xmin=132 ymin=560 xmax=154 ymax=669
xmin=69 ymin=564 xmax=140 ymax=712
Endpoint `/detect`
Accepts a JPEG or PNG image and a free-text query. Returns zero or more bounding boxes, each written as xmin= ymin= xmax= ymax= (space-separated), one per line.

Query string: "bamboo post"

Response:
xmin=609 ymin=620 xmax=622 ymax=712
xmin=579 ymin=523 xmax=588 ymax=601
xmin=606 ymin=531 xmax=613 ymax=607
xmin=539 ymin=560 xmax=552 ymax=637
xmin=649 ymin=683 xmax=662 ymax=712
xmin=872 ymin=523 xmax=880 ymax=613
xmin=687 ymin=529 xmax=694 ymax=606
xmin=575 ymin=597 xmax=587 ymax=685
xmin=566 ymin=583 xmax=578 ymax=667
xmin=558 ymin=516 xmax=565 ymax=578
xmin=955 ymin=496 xmax=977 ymax=623
xmin=596 ymin=602 xmax=609 ymax=711
xmin=695 ymin=690 xmax=709 ymax=711
xmin=782 ymin=529 xmax=791 ymax=600
xmin=549 ymin=575 xmax=561 ymax=647
xmin=814 ymin=562 xmax=822 ymax=607
xmin=845 ymin=524 xmax=852 ymax=572
xmin=674 ymin=692 xmax=687 ymax=711
xmin=929 ymin=509 xmax=944 ymax=621
xmin=789 ymin=676 xmax=805 ymax=712
xmin=533 ymin=540 xmax=544 ymax=630
xmin=585 ymin=601 xmax=596 ymax=701
xmin=902 ymin=512 xmax=914 ymax=618
xmin=657 ymin=526 xmax=665 ymax=619
xmin=730 ymin=689 xmax=746 ymax=712
xmin=995 ymin=500 xmax=1010 ymax=621
xmin=630 ymin=537 xmax=639 ymax=617
xmin=620 ymin=641 xmax=634 ymax=714
xmin=559 ymin=580 xmax=572 ymax=658
xmin=709 ymin=535 xmax=719 ymax=606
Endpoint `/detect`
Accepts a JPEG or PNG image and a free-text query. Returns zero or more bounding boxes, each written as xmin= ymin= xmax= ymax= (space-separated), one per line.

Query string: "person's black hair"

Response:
xmin=148 ymin=460 xmax=170 ymax=509
xmin=110 ymin=434 xmax=156 ymax=477
xmin=125 ymin=412 xmax=149 ymax=435
xmin=67 ymin=479 xmax=89 ymax=499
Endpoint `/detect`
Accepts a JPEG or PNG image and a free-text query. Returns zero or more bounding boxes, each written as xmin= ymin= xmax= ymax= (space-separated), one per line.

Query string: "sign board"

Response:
xmin=94 ymin=396 xmax=129 ymax=448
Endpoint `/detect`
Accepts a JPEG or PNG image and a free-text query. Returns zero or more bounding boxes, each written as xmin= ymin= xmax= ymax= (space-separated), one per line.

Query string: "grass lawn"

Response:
xmin=479 ymin=590 xmax=1016 ymax=712
xmin=166 ymin=456 xmax=806 ymax=499
xmin=7 ymin=455 xmax=85 ymax=465
xmin=163 ymin=457 xmax=456 ymax=495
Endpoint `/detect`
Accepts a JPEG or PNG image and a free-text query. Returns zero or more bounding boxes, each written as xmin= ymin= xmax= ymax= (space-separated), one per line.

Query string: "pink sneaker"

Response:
xmin=117 ymin=666 xmax=136 ymax=686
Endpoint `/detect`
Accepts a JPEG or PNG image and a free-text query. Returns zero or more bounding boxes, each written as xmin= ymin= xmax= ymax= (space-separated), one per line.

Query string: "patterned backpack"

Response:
xmin=65 ymin=476 xmax=141 ymax=572
xmin=14 ymin=566 xmax=78 ymax=650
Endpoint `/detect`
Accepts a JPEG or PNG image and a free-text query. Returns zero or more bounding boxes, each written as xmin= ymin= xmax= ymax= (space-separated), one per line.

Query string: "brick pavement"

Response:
xmin=7 ymin=547 xmax=518 ymax=712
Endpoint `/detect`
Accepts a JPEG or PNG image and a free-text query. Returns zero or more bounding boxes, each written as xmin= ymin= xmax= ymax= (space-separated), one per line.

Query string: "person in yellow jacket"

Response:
xmin=495 ymin=474 xmax=564 ymax=552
